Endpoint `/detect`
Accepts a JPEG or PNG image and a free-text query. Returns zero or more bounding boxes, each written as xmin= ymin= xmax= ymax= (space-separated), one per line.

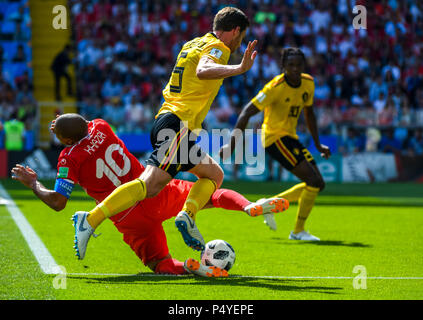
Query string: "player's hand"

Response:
xmin=239 ymin=40 xmax=258 ymax=73
xmin=317 ymin=144 xmax=331 ymax=160
xmin=50 ymin=114 xmax=60 ymax=133
xmin=11 ymin=164 xmax=38 ymax=189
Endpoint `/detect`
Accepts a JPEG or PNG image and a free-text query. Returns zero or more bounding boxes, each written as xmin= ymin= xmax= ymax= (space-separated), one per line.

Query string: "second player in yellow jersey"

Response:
xmin=220 ymin=47 xmax=331 ymax=242
xmin=251 ymin=72 xmax=315 ymax=147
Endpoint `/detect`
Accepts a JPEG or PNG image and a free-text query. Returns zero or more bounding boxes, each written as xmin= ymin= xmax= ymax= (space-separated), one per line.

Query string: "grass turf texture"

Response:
xmin=1 ymin=179 xmax=422 ymax=300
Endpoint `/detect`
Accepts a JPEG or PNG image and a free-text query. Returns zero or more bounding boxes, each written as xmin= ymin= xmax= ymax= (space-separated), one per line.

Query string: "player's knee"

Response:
xmin=144 ymin=180 xmax=164 ymax=198
xmin=213 ymin=166 xmax=224 ymax=188
xmin=195 ymin=163 xmax=224 ymax=188
xmin=207 ymin=165 xmax=224 ymax=189
xmin=306 ymin=176 xmax=325 ymax=191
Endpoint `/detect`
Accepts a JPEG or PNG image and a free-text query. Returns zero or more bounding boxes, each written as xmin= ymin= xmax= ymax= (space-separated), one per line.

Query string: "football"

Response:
xmin=201 ymin=239 xmax=236 ymax=271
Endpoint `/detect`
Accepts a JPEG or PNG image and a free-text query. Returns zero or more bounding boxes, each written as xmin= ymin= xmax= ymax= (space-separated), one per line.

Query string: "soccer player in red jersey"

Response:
xmin=12 ymin=114 xmax=288 ymax=277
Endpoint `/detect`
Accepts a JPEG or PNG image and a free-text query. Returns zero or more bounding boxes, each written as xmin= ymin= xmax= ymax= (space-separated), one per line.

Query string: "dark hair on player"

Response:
xmin=55 ymin=113 xmax=88 ymax=142
xmin=280 ymin=47 xmax=306 ymax=69
xmin=213 ymin=7 xmax=250 ymax=33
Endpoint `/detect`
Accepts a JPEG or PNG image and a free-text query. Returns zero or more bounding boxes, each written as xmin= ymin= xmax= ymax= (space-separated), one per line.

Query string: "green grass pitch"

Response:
xmin=1 ymin=179 xmax=422 ymax=300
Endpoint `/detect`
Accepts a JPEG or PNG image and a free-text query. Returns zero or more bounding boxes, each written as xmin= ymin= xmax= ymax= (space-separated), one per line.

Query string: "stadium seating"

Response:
xmin=1 ymin=0 xmax=423 ymax=158
xmin=0 ymin=0 xmax=35 ymax=150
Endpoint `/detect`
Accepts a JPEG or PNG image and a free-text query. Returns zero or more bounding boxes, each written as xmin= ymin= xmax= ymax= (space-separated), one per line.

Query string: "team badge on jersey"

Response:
xmin=209 ymin=48 xmax=223 ymax=59
xmin=57 ymin=167 xmax=69 ymax=178
xmin=302 ymin=92 xmax=309 ymax=102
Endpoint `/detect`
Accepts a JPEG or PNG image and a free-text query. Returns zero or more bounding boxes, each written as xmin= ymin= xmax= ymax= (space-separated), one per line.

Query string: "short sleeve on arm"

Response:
xmin=251 ymin=83 xmax=275 ymax=111
xmin=304 ymin=80 xmax=315 ymax=107
xmin=56 ymin=155 xmax=78 ymax=184
xmin=201 ymin=42 xmax=230 ymax=65
xmin=55 ymin=155 xmax=78 ymax=198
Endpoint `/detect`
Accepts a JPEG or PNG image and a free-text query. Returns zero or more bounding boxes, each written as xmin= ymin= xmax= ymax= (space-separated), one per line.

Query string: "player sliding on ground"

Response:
xmin=11 ymin=114 xmax=288 ymax=277
xmin=220 ymin=47 xmax=331 ymax=241
xmin=72 ymin=7 xmax=266 ymax=256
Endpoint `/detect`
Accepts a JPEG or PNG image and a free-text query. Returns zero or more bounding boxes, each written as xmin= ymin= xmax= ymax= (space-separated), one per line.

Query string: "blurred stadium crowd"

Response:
xmin=0 ymin=0 xmax=35 ymax=138
xmin=1 ymin=0 xmax=423 ymax=156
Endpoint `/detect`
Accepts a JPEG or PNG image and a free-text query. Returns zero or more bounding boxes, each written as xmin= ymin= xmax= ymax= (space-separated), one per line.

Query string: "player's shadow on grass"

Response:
xmin=314 ymin=201 xmax=421 ymax=207
xmin=67 ymin=274 xmax=343 ymax=295
xmin=272 ymin=238 xmax=372 ymax=248
xmin=191 ymin=276 xmax=343 ymax=295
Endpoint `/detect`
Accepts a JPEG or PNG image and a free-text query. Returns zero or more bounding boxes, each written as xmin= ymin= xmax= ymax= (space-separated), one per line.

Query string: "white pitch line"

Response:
xmin=0 ymin=183 xmax=63 ymax=275
xmin=2 ymin=183 xmax=423 ymax=281
xmin=65 ymin=273 xmax=423 ymax=280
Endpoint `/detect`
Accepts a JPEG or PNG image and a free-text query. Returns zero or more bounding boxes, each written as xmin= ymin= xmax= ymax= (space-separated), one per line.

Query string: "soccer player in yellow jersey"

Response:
xmin=71 ymin=7 xmax=285 ymax=257
xmin=220 ymin=47 xmax=331 ymax=241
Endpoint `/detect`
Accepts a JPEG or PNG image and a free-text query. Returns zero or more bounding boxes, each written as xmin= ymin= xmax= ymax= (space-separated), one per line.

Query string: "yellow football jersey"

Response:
xmin=157 ymin=33 xmax=231 ymax=131
xmin=251 ymin=73 xmax=315 ymax=147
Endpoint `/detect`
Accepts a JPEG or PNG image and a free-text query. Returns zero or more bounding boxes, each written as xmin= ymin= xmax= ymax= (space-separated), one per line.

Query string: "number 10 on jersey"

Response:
xmin=96 ymin=144 xmax=131 ymax=187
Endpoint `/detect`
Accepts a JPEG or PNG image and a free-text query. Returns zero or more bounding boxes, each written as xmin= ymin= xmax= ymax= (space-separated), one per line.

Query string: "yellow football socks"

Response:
xmin=293 ymin=185 xmax=320 ymax=234
xmin=86 ymin=205 xmax=107 ymax=230
xmin=87 ymin=178 xmax=147 ymax=229
xmin=182 ymin=178 xmax=217 ymax=220
xmin=273 ymin=182 xmax=306 ymax=203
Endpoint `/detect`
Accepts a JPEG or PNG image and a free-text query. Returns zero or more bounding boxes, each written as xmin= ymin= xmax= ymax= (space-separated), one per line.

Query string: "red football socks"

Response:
xmin=155 ymin=258 xmax=187 ymax=275
xmin=211 ymin=188 xmax=251 ymax=212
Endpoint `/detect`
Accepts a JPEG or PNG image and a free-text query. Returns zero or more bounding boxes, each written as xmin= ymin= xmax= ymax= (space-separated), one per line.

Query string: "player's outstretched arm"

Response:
xmin=303 ymin=107 xmax=331 ymax=159
xmin=11 ymin=164 xmax=68 ymax=211
xmin=196 ymin=40 xmax=258 ymax=80
xmin=219 ymin=101 xmax=260 ymax=160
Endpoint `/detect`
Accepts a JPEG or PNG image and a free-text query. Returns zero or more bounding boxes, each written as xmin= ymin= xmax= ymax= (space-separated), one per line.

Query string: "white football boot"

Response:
xmin=184 ymin=258 xmax=228 ymax=277
xmin=289 ymin=230 xmax=320 ymax=241
xmin=71 ymin=211 xmax=100 ymax=260
xmin=244 ymin=198 xmax=289 ymax=217
xmin=175 ymin=211 xmax=205 ymax=251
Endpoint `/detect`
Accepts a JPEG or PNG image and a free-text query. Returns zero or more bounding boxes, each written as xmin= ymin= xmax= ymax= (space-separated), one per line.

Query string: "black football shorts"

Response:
xmin=265 ymin=135 xmax=316 ymax=171
xmin=146 ymin=112 xmax=206 ymax=177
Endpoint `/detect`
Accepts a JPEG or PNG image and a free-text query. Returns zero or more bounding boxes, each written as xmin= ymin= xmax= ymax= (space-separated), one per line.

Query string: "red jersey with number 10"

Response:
xmin=56 ymin=118 xmax=195 ymax=225
xmin=57 ymin=119 xmax=144 ymax=204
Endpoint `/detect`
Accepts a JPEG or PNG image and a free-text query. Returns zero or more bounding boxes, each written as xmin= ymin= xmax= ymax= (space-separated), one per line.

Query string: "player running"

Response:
xmin=220 ymin=47 xmax=331 ymax=241
xmin=74 ymin=7 xmax=263 ymax=255
xmin=11 ymin=114 xmax=288 ymax=277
